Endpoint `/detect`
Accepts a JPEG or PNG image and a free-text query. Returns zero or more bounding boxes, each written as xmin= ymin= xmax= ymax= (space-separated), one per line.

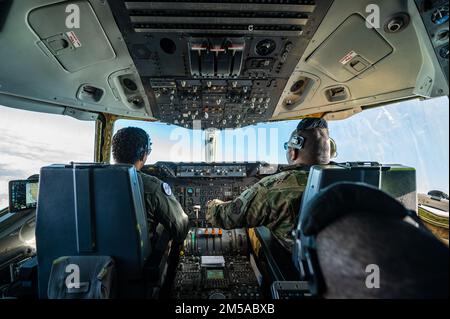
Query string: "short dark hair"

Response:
xmin=112 ymin=127 xmax=150 ymax=164
xmin=316 ymin=212 xmax=449 ymax=298
xmin=297 ymin=127 xmax=330 ymax=164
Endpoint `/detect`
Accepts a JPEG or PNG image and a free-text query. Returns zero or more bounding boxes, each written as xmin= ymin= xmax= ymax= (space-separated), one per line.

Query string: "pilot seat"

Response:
xmin=35 ymin=163 xmax=171 ymax=299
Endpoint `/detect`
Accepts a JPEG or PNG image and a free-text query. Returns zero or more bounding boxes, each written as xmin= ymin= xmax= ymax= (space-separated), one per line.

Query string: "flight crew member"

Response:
xmin=112 ymin=127 xmax=189 ymax=244
xmin=206 ymin=118 xmax=331 ymax=252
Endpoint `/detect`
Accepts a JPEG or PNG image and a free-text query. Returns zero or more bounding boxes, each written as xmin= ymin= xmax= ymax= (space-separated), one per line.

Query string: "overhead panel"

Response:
xmin=28 ymin=0 xmax=116 ymax=73
xmin=305 ymin=14 xmax=393 ymax=83
xmin=272 ymin=0 xmax=448 ymax=121
xmin=107 ymin=0 xmax=334 ymax=129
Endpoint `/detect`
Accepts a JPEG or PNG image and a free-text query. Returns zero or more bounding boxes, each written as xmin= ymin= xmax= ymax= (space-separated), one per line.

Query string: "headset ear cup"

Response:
xmin=137 ymin=147 xmax=146 ymax=162
xmin=141 ymin=149 xmax=148 ymax=161
xmin=330 ymin=138 xmax=337 ymax=159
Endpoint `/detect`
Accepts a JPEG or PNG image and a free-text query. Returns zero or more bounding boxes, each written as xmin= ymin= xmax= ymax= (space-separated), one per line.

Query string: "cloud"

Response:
xmin=0 ymin=105 xmax=96 ymax=208
xmin=0 ymin=130 xmax=89 ymax=160
xmin=0 ymin=164 xmax=24 ymax=177
xmin=0 ymin=193 xmax=7 ymax=208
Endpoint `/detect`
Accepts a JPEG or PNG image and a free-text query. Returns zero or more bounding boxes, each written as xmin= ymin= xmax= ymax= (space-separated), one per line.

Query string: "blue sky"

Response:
xmin=0 ymin=96 xmax=448 ymax=208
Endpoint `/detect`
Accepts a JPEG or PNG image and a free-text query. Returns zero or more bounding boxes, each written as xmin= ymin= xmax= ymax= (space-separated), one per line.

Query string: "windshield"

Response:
xmin=114 ymin=96 xmax=449 ymax=195
xmin=331 ymin=97 xmax=449 ymax=194
xmin=0 ymin=105 xmax=95 ymax=209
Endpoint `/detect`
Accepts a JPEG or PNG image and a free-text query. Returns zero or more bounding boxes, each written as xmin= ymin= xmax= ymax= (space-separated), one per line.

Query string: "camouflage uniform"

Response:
xmin=206 ymin=165 xmax=310 ymax=251
xmin=138 ymin=171 xmax=189 ymax=243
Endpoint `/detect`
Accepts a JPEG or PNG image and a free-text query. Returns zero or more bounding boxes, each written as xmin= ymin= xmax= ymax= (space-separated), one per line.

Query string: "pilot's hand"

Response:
xmin=207 ymin=199 xmax=224 ymax=208
xmin=206 ymin=199 xmax=223 ymax=225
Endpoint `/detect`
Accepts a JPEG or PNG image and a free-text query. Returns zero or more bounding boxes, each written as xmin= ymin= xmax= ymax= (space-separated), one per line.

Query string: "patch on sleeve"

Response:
xmin=239 ymin=187 xmax=258 ymax=213
xmin=162 ymin=183 xmax=172 ymax=196
xmin=232 ymin=199 xmax=243 ymax=215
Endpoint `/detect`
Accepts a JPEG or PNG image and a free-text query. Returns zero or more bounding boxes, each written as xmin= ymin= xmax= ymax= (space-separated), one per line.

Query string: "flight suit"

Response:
xmin=138 ymin=171 xmax=189 ymax=244
xmin=206 ymin=166 xmax=310 ymax=251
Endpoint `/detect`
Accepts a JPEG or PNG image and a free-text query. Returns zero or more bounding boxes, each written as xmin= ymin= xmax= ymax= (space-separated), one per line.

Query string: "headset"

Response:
xmin=137 ymin=136 xmax=152 ymax=161
xmin=284 ymin=133 xmax=305 ymax=151
xmin=329 ymin=138 xmax=337 ymax=159
xmin=284 ymin=118 xmax=337 ymax=159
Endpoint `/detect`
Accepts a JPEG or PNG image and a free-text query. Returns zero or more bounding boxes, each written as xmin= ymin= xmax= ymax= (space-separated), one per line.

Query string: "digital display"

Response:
xmin=207 ymin=269 xmax=224 ymax=280
xmin=9 ymin=180 xmax=39 ymax=212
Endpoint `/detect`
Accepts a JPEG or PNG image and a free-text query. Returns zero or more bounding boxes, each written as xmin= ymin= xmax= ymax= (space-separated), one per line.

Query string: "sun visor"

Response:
xmin=28 ymin=0 xmax=115 ymax=72
xmin=305 ymin=14 xmax=393 ymax=83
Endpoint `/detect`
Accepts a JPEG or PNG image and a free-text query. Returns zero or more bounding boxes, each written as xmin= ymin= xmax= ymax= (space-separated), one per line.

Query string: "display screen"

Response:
xmin=207 ymin=269 xmax=224 ymax=280
xmin=9 ymin=180 xmax=39 ymax=212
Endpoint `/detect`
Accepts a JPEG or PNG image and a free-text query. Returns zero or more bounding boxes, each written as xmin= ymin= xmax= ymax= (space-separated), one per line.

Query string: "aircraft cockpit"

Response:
xmin=0 ymin=0 xmax=448 ymax=302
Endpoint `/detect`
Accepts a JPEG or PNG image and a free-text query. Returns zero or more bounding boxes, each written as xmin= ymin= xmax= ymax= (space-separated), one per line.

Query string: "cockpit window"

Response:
xmin=330 ymin=96 xmax=449 ymax=194
xmin=115 ymin=96 xmax=448 ymax=195
xmin=0 ymin=105 xmax=95 ymax=209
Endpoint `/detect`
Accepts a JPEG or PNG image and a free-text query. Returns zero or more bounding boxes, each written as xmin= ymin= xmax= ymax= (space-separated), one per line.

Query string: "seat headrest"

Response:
xmin=301 ymin=182 xmax=411 ymax=236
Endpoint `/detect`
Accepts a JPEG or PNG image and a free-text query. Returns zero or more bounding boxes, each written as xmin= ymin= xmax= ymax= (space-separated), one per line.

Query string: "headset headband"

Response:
xmin=297 ymin=118 xmax=328 ymax=131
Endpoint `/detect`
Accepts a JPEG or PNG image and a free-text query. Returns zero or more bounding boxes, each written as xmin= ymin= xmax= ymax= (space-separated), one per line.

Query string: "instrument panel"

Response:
xmin=143 ymin=161 xmax=279 ymax=227
xmin=144 ymin=162 xmax=280 ymax=299
xmin=107 ymin=0 xmax=334 ymax=129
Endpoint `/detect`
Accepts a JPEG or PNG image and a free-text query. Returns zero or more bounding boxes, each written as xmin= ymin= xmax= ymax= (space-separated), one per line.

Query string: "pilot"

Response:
xmin=206 ymin=118 xmax=331 ymax=251
xmin=112 ymin=127 xmax=189 ymax=244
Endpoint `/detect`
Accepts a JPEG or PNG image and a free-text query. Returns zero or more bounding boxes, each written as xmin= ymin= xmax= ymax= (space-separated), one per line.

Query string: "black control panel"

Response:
xmin=173 ymin=228 xmax=262 ymax=299
xmin=148 ymin=78 xmax=280 ymax=128
xmin=143 ymin=162 xmax=281 ymax=299
xmin=143 ymin=162 xmax=279 ymax=227
xmin=107 ymin=0 xmax=333 ymax=129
